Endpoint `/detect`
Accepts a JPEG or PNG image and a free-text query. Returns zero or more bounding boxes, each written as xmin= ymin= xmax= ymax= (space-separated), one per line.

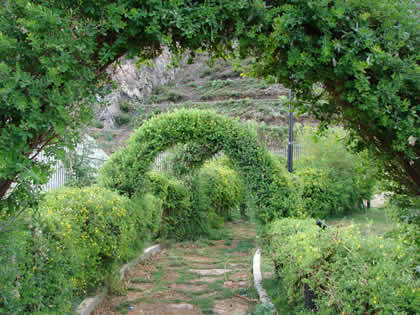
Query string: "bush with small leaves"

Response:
xmin=264 ymin=218 xmax=420 ymax=313
xmin=143 ymin=171 xmax=204 ymax=240
xmin=196 ymin=157 xmax=245 ymax=223
xmin=99 ymin=109 xmax=297 ymax=227
xmin=0 ymin=186 xmax=162 ymax=313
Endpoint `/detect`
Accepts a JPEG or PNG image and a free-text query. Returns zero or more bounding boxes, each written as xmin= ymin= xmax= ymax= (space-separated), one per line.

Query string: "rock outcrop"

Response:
xmin=98 ymin=48 xmax=178 ymax=129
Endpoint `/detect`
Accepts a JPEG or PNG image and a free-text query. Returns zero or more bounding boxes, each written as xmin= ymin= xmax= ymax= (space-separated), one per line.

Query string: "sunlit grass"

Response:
xmin=326 ymin=207 xmax=397 ymax=237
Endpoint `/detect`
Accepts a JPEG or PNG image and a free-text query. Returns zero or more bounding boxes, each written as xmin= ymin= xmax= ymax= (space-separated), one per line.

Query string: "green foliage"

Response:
xmin=0 ymin=186 xmax=161 ymax=313
xmin=99 ymin=109 xmax=296 ymax=227
xmin=2 ymin=0 xmax=418 ymax=230
xmin=0 ymin=0 xmax=98 ymax=213
xmin=250 ymin=0 xmax=419 ymax=194
xmin=295 ymin=168 xmax=339 ymax=218
xmin=146 ymin=144 xmax=246 ymax=237
xmin=114 ymin=112 xmax=131 ymax=127
xmin=387 ymin=195 xmax=420 ymax=267
xmin=150 ymin=85 xmax=184 ymax=103
xmin=91 ymin=119 xmax=104 ymax=129
xmin=144 ymin=171 xmax=203 ymax=240
xmin=170 ymin=143 xmax=215 ymax=177
xmin=0 ymin=0 xmax=265 ymax=216
xmin=144 ymin=155 xmax=246 ymax=239
xmin=196 ymin=158 xmax=245 ymax=223
xmin=64 ymin=147 xmax=98 ymax=188
xmin=264 ymin=218 xmax=420 ymax=314
xmin=295 ymin=127 xmax=378 ymax=218
xmin=119 ymin=101 xmax=136 ymax=113
xmin=0 ymin=219 xmax=75 ymax=314
xmin=38 ymin=186 xmax=161 ymax=282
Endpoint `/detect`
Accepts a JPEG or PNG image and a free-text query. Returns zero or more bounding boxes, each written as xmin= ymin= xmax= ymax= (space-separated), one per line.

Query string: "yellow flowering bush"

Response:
xmin=196 ymin=158 xmax=245 ymax=223
xmin=264 ymin=218 xmax=420 ymax=313
xmin=144 ymin=171 xmax=194 ymax=240
xmin=38 ymin=187 xmax=162 ymax=290
xmin=0 ymin=186 xmax=162 ymax=313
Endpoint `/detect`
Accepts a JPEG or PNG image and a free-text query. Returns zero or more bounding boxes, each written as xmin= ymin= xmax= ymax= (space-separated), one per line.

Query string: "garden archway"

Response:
xmin=99 ymin=109 xmax=300 ymax=225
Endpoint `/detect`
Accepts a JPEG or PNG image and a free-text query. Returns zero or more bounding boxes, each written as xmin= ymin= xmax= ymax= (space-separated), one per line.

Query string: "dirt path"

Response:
xmin=94 ymin=221 xmax=257 ymax=315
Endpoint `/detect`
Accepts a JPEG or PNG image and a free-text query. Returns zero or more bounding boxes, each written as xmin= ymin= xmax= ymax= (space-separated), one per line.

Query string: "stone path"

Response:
xmin=94 ymin=221 xmax=257 ymax=315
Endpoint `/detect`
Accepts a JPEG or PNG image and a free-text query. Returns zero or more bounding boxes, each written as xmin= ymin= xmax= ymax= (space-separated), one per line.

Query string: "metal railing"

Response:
xmin=151 ymin=144 xmax=304 ymax=174
xmin=34 ymin=151 xmax=68 ymax=192
xmin=270 ymin=143 xmax=304 ymax=160
xmin=36 ymin=149 xmax=108 ymax=192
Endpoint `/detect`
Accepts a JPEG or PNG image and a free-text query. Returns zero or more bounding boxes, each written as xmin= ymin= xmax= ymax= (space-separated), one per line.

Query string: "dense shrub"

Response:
xmin=387 ymin=195 xmax=420 ymax=270
xmin=264 ymin=218 xmax=420 ymax=314
xmin=296 ymin=168 xmax=342 ymax=218
xmin=0 ymin=186 xmax=161 ymax=313
xmin=150 ymin=85 xmax=184 ymax=103
xmin=148 ymin=147 xmax=246 ymax=235
xmin=144 ymin=171 xmax=207 ymax=240
xmin=260 ymin=156 xmax=305 ymax=223
xmin=170 ymin=143 xmax=216 ymax=177
xmin=195 ymin=158 xmax=245 ymax=224
xmin=39 ymin=186 xmax=161 ymax=269
xmin=0 ymin=219 xmax=76 ymax=314
xmin=99 ymin=109 xmax=297 ymax=227
xmin=295 ymin=127 xmax=377 ymax=218
xmin=119 ymin=101 xmax=136 ymax=113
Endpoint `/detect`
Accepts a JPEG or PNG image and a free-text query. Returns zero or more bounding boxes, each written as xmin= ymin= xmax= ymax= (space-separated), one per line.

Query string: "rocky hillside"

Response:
xmin=89 ymin=54 xmax=315 ymax=154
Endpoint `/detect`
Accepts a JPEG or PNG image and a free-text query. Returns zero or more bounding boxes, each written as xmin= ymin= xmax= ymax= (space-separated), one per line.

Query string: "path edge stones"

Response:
xmin=76 ymin=244 xmax=162 ymax=315
xmin=253 ymin=248 xmax=277 ymax=314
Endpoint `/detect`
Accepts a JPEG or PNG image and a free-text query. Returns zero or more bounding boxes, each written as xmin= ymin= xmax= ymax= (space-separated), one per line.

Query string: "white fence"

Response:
xmin=35 ymin=136 xmax=108 ymax=192
xmin=271 ymin=143 xmax=304 ymax=160
xmin=33 ymin=151 xmax=67 ymax=192
xmin=151 ymin=144 xmax=304 ymax=173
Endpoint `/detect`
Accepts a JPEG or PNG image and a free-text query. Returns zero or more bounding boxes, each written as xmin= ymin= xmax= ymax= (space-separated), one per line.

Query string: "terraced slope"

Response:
xmin=90 ymin=56 xmax=315 ymax=154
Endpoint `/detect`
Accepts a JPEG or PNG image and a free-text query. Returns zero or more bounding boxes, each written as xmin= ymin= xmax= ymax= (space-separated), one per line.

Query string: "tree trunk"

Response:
xmin=0 ymin=179 xmax=12 ymax=201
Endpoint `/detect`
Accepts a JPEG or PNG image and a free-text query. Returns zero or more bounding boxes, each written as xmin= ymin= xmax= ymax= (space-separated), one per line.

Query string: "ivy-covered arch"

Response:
xmin=99 ymin=109 xmax=301 ymax=225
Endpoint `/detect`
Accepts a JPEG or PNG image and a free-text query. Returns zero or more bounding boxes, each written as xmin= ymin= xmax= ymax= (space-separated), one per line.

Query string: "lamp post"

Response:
xmin=287 ymin=89 xmax=294 ymax=173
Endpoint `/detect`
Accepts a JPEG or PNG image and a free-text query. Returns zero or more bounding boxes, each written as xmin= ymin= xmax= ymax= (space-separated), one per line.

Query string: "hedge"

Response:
xmin=264 ymin=218 xmax=420 ymax=314
xmin=0 ymin=186 xmax=162 ymax=313
xmin=144 ymin=171 xmax=204 ymax=240
xmin=196 ymin=157 xmax=245 ymax=223
xmin=99 ymin=109 xmax=298 ymax=226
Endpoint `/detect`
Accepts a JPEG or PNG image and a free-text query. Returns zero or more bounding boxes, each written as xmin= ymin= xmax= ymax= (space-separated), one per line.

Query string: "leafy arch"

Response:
xmin=99 ymin=110 xmax=300 ymax=225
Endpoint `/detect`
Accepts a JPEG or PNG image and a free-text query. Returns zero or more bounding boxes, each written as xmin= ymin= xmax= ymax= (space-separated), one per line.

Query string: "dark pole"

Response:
xmin=287 ymin=89 xmax=294 ymax=173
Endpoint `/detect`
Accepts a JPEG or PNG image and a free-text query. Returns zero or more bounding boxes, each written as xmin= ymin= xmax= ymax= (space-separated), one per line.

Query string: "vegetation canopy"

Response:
xmin=1 ymin=0 xmax=418 ymax=221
